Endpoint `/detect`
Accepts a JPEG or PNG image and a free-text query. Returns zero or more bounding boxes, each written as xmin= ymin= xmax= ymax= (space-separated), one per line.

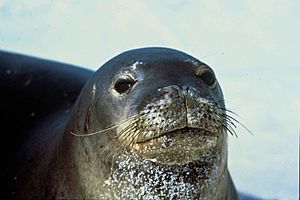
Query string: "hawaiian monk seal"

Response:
xmin=0 ymin=48 xmax=240 ymax=199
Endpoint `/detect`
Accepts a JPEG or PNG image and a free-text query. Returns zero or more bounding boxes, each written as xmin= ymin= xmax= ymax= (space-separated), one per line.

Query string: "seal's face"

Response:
xmin=106 ymin=49 xmax=226 ymax=165
xmin=72 ymin=48 xmax=230 ymax=199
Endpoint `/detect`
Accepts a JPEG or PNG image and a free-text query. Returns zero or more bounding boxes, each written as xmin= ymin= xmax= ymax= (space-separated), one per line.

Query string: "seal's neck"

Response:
xmin=95 ymin=153 xmax=234 ymax=199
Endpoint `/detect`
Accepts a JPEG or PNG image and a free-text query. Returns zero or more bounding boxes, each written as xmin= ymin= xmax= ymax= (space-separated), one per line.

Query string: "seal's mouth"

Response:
xmin=132 ymin=127 xmax=220 ymax=165
xmin=135 ymin=127 xmax=216 ymax=144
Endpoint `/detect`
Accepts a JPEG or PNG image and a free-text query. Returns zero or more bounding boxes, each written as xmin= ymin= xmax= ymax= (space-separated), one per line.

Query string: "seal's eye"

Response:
xmin=198 ymin=70 xmax=216 ymax=88
xmin=113 ymin=75 xmax=136 ymax=94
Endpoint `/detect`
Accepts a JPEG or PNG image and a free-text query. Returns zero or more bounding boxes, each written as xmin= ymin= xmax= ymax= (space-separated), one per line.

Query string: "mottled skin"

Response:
xmin=0 ymin=48 xmax=241 ymax=199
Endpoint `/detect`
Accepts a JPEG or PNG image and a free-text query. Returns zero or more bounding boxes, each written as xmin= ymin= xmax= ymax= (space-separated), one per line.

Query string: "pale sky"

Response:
xmin=0 ymin=0 xmax=299 ymax=199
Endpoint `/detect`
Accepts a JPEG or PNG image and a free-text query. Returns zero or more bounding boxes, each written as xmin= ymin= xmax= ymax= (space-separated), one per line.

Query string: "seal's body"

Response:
xmin=0 ymin=51 xmax=92 ymax=198
xmin=1 ymin=48 xmax=239 ymax=199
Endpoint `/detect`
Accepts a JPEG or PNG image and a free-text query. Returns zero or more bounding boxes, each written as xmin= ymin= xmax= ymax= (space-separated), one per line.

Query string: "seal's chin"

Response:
xmin=132 ymin=128 xmax=220 ymax=165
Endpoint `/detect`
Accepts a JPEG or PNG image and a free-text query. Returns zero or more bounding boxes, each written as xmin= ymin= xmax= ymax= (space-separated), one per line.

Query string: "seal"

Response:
xmin=0 ymin=48 xmax=239 ymax=199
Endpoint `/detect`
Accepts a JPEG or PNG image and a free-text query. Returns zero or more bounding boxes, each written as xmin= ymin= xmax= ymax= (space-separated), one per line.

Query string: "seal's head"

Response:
xmin=68 ymin=47 xmax=236 ymax=199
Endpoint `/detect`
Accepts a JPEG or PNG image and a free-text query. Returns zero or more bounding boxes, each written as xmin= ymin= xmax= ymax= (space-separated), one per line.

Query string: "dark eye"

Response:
xmin=113 ymin=75 xmax=136 ymax=94
xmin=198 ymin=70 xmax=216 ymax=87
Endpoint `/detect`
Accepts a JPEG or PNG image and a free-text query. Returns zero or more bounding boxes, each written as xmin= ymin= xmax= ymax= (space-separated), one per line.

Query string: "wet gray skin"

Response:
xmin=10 ymin=48 xmax=238 ymax=199
xmin=63 ymin=48 xmax=238 ymax=199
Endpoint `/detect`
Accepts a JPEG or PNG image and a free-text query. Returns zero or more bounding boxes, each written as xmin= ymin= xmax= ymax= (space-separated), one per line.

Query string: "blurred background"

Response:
xmin=0 ymin=0 xmax=299 ymax=199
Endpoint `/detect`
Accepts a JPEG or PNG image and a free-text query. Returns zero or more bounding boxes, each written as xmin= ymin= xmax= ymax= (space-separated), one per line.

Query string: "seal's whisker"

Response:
xmin=217 ymin=107 xmax=239 ymax=117
xmin=222 ymin=113 xmax=253 ymax=135
xmin=212 ymin=104 xmax=251 ymax=137
xmin=129 ymin=129 xmax=141 ymax=148
xmin=70 ymin=114 xmax=139 ymax=137
xmin=103 ymin=122 xmax=139 ymax=162
xmin=221 ymin=115 xmax=237 ymax=129
xmin=115 ymin=122 xmax=137 ymax=140
xmin=222 ymin=120 xmax=237 ymax=137
xmin=116 ymin=129 xmax=139 ymax=154
xmin=118 ymin=126 xmax=138 ymax=147
xmin=222 ymin=122 xmax=237 ymax=137
xmin=70 ymin=125 xmax=117 ymax=137
xmin=116 ymin=118 xmax=139 ymax=139
xmin=117 ymin=131 xmax=135 ymax=149
xmin=213 ymin=111 xmax=237 ymax=137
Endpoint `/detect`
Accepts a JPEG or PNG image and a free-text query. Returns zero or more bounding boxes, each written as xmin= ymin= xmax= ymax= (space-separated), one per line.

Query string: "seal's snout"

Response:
xmin=133 ymin=85 xmax=223 ymax=143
